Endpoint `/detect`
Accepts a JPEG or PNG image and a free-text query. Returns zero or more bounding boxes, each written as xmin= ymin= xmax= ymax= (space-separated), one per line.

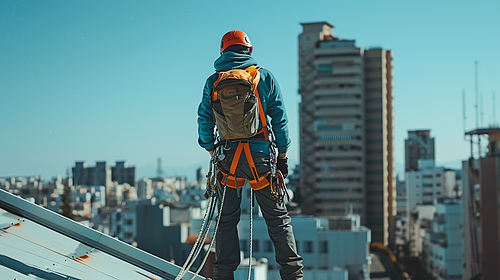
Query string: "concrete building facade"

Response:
xmin=406 ymin=159 xmax=455 ymax=211
xmin=298 ymin=21 xmax=395 ymax=246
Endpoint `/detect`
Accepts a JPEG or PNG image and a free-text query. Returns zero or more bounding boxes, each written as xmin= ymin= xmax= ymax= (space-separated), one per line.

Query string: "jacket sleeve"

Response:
xmin=259 ymin=69 xmax=291 ymax=154
xmin=197 ymin=75 xmax=216 ymax=151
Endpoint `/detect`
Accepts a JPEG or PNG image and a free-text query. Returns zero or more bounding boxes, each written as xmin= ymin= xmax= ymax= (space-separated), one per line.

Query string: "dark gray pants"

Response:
xmin=213 ymin=182 xmax=304 ymax=280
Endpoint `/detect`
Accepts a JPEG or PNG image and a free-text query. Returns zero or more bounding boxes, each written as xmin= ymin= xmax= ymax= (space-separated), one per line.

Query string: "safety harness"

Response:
xmin=176 ymin=66 xmax=290 ymax=280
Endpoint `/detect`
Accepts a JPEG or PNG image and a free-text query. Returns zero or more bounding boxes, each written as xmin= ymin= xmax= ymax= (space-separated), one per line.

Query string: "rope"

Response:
xmin=247 ymin=188 xmax=253 ymax=280
xmin=191 ymin=182 xmax=228 ymax=280
xmin=176 ymin=149 xmax=222 ymax=280
xmin=175 ymin=193 xmax=216 ymax=279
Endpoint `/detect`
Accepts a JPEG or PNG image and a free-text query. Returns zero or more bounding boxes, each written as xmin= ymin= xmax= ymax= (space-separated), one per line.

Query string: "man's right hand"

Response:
xmin=277 ymin=157 xmax=288 ymax=178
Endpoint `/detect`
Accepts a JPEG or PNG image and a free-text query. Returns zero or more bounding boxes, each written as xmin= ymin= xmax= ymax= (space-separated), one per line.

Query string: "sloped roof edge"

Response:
xmin=0 ymin=188 xmax=206 ymax=280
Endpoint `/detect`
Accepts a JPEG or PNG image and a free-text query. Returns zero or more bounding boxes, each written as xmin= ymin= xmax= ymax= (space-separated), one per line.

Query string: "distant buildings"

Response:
xmin=405 ymin=130 xmax=435 ymax=172
xmin=236 ymin=213 xmax=371 ymax=280
xmin=73 ymin=160 xmax=135 ymax=187
xmin=298 ymin=21 xmax=395 ymax=247
xmin=406 ymin=159 xmax=456 ymax=210
xmin=422 ymin=198 xmax=462 ymax=280
xmin=394 ymin=129 xmax=465 ymax=279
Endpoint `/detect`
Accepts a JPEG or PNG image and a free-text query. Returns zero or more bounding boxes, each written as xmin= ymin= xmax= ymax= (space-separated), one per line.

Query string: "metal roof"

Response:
xmin=0 ymin=188 xmax=206 ymax=280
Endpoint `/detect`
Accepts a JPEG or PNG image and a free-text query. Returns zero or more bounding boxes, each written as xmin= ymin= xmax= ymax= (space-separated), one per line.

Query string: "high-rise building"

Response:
xmin=112 ymin=161 xmax=136 ymax=186
xmin=298 ymin=22 xmax=395 ymax=246
xmin=405 ymin=130 xmax=435 ymax=172
xmin=462 ymin=128 xmax=500 ymax=280
xmin=72 ymin=161 xmax=134 ymax=187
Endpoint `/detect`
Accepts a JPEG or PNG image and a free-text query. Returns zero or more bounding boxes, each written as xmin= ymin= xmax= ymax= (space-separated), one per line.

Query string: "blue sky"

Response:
xmin=1 ymin=0 xmax=499 ymax=182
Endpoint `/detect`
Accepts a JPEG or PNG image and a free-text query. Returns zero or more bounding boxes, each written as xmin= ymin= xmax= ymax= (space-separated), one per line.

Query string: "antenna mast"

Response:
xmin=474 ymin=61 xmax=482 ymax=157
xmin=463 ymin=89 xmax=467 ymax=139
xmin=156 ymin=157 xmax=164 ymax=178
xmin=475 ymin=61 xmax=479 ymax=129
xmin=481 ymin=91 xmax=484 ymax=128
xmin=493 ymin=91 xmax=497 ymax=128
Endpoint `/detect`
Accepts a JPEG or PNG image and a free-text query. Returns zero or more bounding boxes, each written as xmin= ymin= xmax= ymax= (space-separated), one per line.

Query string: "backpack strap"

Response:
xmin=245 ymin=66 xmax=267 ymax=128
xmin=245 ymin=66 xmax=269 ymax=140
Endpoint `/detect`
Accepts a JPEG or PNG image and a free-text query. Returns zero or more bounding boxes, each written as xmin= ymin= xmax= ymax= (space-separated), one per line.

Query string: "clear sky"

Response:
xmin=1 ymin=0 xmax=499 ymax=182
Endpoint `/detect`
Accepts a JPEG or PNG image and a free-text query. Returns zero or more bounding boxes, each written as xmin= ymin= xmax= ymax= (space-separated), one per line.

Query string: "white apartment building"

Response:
xmin=409 ymin=205 xmax=435 ymax=257
xmin=237 ymin=214 xmax=371 ymax=280
xmin=406 ymin=159 xmax=456 ymax=210
xmin=406 ymin=159 xmax=457 ymax=258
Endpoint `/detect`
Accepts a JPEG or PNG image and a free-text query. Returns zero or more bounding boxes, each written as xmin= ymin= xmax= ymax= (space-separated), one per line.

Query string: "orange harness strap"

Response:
xmin=220 ymin=170 xmax=270 ymax=191
xmin=222 ymin=141 xmax=270 ymax=190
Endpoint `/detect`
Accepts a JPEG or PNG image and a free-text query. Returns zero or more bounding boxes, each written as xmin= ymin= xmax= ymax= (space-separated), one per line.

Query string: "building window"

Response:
xmin=316 ymin=125 xmax=343 ymax=131
xmin=366 ymin=57 xmax=381 ymax=62
xmin=366 ymin=88 xmax=382 ymax=93
xmin=366 ymin=108 xmax=382 ymax=113
xmin=304 ymin=241 xmax=314 ymax=253
xmin=240 ymin=239 xmax=248 ymax=253
xmin=265 ymin=240 xmax=273 ymax=252
xmin=319 ymin=241 xmax=328 ymax=253
xmin=317 ymin=64 xmax=333 ymax=73
xmin=320 ymin=135 xmax=360 ymax=140
xmin=253 ymin=240 xmax=260 ymax=252
xmin=317 ymin=104 xmax=361 ymax=110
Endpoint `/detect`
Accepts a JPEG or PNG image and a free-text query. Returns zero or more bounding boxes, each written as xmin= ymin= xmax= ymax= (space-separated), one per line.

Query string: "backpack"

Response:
xmin=211 ymin=66 xmax=267 ymax=140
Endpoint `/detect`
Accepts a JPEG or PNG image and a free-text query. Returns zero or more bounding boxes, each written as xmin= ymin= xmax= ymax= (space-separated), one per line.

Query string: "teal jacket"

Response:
xmin=197 ymin=52 xmax=291 ymax=154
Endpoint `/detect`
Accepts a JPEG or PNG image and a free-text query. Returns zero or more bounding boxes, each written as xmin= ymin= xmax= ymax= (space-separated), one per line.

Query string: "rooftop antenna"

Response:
xmin=481 ymin=91 xmax=484 ymax=128
xmin=463 ymin=89 xmax=467 ymax=140
xmin=156 ymin=157 xmax=164 ymax=178
xmin=493 ymin=91 xmax=497 ymax=128
xmin=473 ymin=61 xmax=482 ymax=157
xmin=475 ymin=61 xmax=479 ymax=129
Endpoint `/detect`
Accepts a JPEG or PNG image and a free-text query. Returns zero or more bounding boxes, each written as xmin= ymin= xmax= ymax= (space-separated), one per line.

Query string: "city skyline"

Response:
xmin=1 ymin=0 xmax=499 ymax=182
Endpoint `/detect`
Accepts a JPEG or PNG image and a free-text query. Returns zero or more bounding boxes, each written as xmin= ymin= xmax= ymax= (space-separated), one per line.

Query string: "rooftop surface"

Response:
xmin=0 ymin=188 xmax=206 ymax=280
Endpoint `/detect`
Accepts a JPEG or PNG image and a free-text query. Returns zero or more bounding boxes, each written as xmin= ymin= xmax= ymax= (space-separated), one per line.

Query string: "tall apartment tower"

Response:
xmin=405 ymin=130 xmax=435 ymax=171
xmin=298 ymin=22 xmax=395 ymax=246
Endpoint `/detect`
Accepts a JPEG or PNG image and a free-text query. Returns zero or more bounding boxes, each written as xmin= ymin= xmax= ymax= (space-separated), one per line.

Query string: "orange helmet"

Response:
xmin=220 ymin=30 xmax=253 ymax=54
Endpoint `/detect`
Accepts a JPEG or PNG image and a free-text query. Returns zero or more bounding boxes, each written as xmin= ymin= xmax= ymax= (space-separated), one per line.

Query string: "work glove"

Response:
xmin=277 ymin=157 xmax=288 ymax=178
